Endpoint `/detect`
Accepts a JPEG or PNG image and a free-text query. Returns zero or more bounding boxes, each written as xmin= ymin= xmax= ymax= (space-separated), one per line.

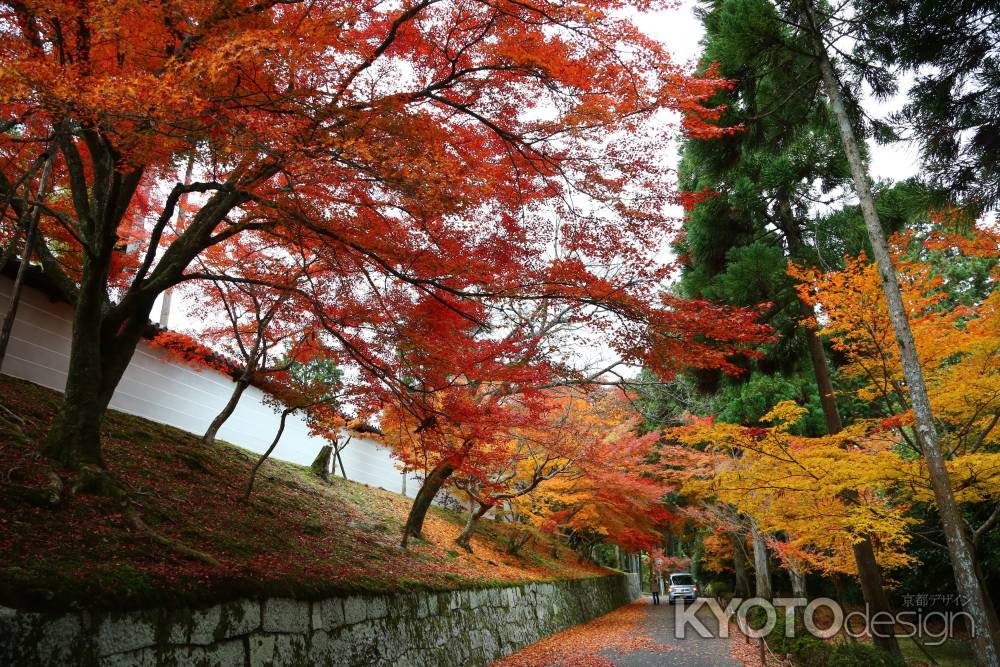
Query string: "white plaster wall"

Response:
xmin=0 ymin=275 xmax=421 ymax=497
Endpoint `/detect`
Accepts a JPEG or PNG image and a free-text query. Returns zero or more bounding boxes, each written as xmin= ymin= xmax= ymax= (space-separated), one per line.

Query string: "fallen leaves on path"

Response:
xmin=491 ymin=599 xmax=672 ymax=667
xmin=729 ymin=629 xmax=761 ymax=667
xmin=729 ymin=625 xmax=781 ymax=667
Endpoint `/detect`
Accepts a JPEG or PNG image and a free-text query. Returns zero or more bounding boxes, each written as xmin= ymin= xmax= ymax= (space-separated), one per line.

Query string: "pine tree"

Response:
xmin=855 ymin=0 xmax=1000 ymax=211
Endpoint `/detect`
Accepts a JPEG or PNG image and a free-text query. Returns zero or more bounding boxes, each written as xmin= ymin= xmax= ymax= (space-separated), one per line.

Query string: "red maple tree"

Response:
xmin=0 ymin=0 xmax=767 ymax=502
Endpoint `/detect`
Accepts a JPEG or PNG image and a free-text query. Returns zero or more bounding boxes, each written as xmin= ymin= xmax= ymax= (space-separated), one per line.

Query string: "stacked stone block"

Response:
xmin=0 ymin=574 xmax=639 ymax=666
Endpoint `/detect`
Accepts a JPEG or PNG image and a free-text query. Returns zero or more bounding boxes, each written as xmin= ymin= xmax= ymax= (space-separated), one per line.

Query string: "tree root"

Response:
xmin=401 ymin=528 xmax=425 ymax=549
xmin=44 ymin=470 xmax=62 ymax=504
xmin=69 ymin=464 xmax=128 ymax=499
xmin=0 ymin=414 xmax=31 ymax=446
xmin=126 ymin=506 xmax=221 ymax=568
xmin=0 ymin=473 xmax=62 ymax=506
xmin=18 ymin=457 xmax=220 ymax=567
xmin=0 ymin=401 xmax=30 ymax=427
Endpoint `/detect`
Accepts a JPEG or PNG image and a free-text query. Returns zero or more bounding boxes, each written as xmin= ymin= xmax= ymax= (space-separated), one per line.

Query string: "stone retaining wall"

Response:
xmin=0 ymin=573 xmax=640 ymax=666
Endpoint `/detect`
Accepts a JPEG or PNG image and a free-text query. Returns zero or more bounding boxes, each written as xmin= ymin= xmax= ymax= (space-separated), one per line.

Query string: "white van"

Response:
xmin=667 ymin=572 xmax=698 ymax=604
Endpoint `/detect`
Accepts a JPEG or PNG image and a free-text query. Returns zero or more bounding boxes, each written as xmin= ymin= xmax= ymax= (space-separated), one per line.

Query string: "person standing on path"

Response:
xmin=650 ymin=567 xmax=660 ymax=605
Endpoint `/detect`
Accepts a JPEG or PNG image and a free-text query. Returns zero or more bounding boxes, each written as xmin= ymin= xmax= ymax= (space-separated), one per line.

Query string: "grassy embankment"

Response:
xmin=0 ymin=375 xmax=608 ymax=613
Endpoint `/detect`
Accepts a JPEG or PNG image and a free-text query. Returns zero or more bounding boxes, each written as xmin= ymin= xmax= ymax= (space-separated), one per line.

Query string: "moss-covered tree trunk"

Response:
xmin=729 ymin=533 xmax=752 ymax=598
xmin=41 ymin=259 xmax=153 ymax=481
xmin=310 ymin=445 xmax=333 ymax=481
xmin=401 ymin=460 xmax=455 ymax=548
xmin=455 ymin=501 xmax=491 ymax=552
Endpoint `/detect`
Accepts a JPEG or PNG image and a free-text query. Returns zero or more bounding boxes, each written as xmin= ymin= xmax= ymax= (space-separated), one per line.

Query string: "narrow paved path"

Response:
xmin=605 ymin=597 xmax=741 ymax=667
xmin=493 ymin=596 xmax=742 ymax=666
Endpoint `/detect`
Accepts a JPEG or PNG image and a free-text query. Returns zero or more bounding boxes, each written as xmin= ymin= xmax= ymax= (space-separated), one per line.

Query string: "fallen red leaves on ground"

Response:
xmin=729 ymin=626 xmax=765 ymax=667
xmin=490 ymin=600 xmax=672 ymax=667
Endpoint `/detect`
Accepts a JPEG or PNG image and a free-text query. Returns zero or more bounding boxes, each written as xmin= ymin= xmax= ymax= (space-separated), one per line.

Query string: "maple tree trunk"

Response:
xmin=832 ymin=574 xmax=850 ymax=620
xmin=202 ymin=378 xmax=250 ymax=446
xmin=749 ymin=518 xmax=772 ymax=598
xmin=808 ymin=8 xmax=1000 ymax=663
xmin=850 ymin=529 xmax=902 ymax=652
xmin=730 ymin=533 xmax=752 ymax=598
xmin=245 ymin=407 xmax=295 ymax=500
xmin=37 ymin=156 xmax=166 ymax=479
xmin=507 ymin=530 xmax=532 ymax=555
xmin=788 ymin=561 xmax=807 ymax=599
xmin=30 ymin=129 xmax=247 ymax=480
xmin=326 ymin=435 xmax=350 ymax=480
xmin=456 ymin=501 xmax=492 ymax=552
xmin=402 ymin=460 xmax=455 ymax=548
xmin=42 ymin=312 xmax=151 ymax=477
xmin=42 ymin=268 xmax=151 ymax=479
xmin=337 ymin=450 xmax=348 ymax=479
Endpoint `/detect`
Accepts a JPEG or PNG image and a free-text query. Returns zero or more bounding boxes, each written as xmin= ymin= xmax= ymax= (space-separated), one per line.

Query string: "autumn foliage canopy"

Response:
xmin=0 ymin=0 xmax=773 ymax=478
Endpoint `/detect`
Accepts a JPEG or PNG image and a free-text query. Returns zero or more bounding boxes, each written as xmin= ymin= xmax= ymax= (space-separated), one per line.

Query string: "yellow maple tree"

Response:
xmin=793 ymin=228 xmax=1000 ymax=544
xmin=664 ymin=402 xmax=915 ymax=577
